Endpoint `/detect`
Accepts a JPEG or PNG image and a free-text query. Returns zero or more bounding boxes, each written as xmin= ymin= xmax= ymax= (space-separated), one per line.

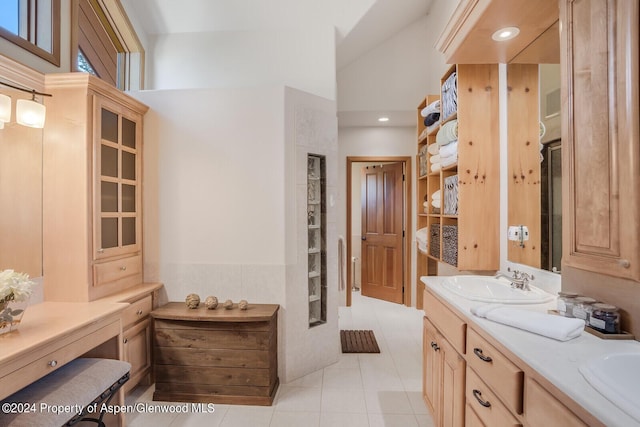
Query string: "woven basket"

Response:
xmin=429 ymin=224 xmax=440 ymax=259
xmin=442 ymin=225 xmax=458 ymax=266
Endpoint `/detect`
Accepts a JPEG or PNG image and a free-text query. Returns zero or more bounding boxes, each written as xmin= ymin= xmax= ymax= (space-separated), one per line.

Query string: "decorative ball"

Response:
xmin=204 ymin=296 xmax=218 ymax=309
xmin=223 ymin=299 xmax=234 ymax=309
xmin=238 ymin=299 xmax=249 ymax=310
xmin=185 ymin=293 xmax=200 ymax=309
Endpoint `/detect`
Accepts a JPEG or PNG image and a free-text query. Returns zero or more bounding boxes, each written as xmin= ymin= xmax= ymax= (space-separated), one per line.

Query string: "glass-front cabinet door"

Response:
xmin=94 ymin=96 xmax=142 ymax=260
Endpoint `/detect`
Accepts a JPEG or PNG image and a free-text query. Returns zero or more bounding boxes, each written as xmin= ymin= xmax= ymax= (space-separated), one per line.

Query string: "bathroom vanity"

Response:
xmin=422 ymin=276 xmax=640 ymax=427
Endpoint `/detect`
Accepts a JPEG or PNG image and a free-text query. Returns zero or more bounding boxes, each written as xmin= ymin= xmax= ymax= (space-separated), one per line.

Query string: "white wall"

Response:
xmin=144 ymin=28 xmax=336 ymax=100
xmin=336 ymin=1 xmax=457 ymax=115
xmin=134 ymin=85 xmax=339 ymax=383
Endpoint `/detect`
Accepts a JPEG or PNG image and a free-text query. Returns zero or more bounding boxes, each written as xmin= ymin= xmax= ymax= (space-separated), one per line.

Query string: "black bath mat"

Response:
xmin=340 ymin=330 xmax=380 ymax=353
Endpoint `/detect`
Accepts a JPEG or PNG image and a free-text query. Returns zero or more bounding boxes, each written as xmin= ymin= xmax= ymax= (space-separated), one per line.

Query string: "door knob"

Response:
xmin=361 ymin=236 xmax=366 ymax=241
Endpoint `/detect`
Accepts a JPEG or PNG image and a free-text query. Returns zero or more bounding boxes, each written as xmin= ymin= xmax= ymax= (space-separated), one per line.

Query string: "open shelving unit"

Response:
xmin=417 ymin=63 xmax=500 ymax=278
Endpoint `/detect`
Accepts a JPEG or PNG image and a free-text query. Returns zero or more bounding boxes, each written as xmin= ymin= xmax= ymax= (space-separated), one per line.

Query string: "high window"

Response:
xmin=0 ymin=0 xmax=61 ymax=66
xmin=74 ymin=0 xmax=144 ymax=90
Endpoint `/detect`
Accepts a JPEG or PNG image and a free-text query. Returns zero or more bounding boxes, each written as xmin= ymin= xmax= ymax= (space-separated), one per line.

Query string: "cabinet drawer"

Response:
xmin=466 ymin=367 xmax=522 ymax=427
xmin=467 ymin=328 xmax=523 ymax=414
xmin=122 ymin=294 xmax=152 ymax=328
xmin=424 ymin=289 xmax=466 ymax=354
xmin=93 ymin=254 xmax=142 ymax=287
xmin=524 ymin=377 xmax=587 ymax=427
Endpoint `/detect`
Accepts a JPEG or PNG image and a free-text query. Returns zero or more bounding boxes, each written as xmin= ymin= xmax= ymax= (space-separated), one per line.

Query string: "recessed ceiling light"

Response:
xmin=491 ymin=26 xmax=520 ymax=41
xmin=378 ymin=117 xmax=389 ymax=122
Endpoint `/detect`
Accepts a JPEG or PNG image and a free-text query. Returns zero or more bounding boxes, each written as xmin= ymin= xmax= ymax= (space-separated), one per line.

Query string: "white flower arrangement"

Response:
xmin=0 ymin=269 xmax=34 ymax=332
xmin=0 ymin=269 xmax=35 ymax=305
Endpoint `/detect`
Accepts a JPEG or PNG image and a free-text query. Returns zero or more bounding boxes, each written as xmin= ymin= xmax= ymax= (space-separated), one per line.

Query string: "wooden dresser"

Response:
xmin=151 ymin=302 xmax=279 ymax=405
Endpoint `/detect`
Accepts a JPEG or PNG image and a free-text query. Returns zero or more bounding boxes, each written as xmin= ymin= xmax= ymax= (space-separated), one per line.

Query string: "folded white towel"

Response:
xmin=431 ymin=199 xmax=441 ymax=209
xmin=429 ymin=154 xmax=441 ymax=164
xmin=471 ymin=304 xmax=584 ymax=341
xmin=439 ymin=140 xmax=458 ymax=158
xmin=431 ymin=190 xmax=441 ymax=200
xmin=423 ymin=201 xmax=429 ymax=208
xmin=430 ymin=163 xmax=441 ymax=173
xmin=416 ymin=227 xmax=428 ymax=245
xmin=427 ymin=143 xmax=440 ymax=156
xmin=420 ymin=100 xmax=441 ymax=117
xmin=440 ymin=154 xmax=458 ymax=168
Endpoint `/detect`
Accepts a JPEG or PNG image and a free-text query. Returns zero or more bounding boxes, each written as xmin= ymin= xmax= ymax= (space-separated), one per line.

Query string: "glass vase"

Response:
xmin=0 ymin=299 xmax=29 ymax=335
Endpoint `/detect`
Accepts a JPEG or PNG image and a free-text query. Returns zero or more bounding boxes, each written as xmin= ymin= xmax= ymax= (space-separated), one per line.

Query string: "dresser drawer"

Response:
xmin=93 ymin=254 xmax=142 ymax=287
xmin=466 ymin=367 xmax=522 ymax=427
xmin=424 ymin=289 xmax=466 ymax=354
xmin=467 ymin=328 xmax=524 ymax=414
xmin=122 ymin=294 xmax=152 ymax=329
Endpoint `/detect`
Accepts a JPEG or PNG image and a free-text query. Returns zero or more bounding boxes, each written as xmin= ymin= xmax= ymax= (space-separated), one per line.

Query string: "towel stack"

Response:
xmin=416 ymin=227 xmax=428 ymax=253
xmin=431 ymin=189 xmax=441 ymax=210
xmin=430 ymin=120 xmax=458 ymax=172
xmin=421 ymin=100 xmax=441 ymax=128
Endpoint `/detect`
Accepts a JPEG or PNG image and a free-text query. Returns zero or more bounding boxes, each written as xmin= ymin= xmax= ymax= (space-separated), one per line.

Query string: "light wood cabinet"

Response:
xmin=422 ymin=287 xmax=597 ymax=427
xmin=43 ymin=73 xmax=148 ymax=302
xmin=421 ymin=64 xmax=500 ymax=271
xmin=423 ymin=314 xmax=465 ymax=427
xmin=120 ymin=293 xmax=153 ymax=394
xmin=560 ymin=0 xmax=640 ymax=281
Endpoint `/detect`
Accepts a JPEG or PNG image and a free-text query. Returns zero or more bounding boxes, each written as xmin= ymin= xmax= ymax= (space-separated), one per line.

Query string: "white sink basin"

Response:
xmin=440 ymin=275 xmax=555 ymax=304
xmin=579 ymin=353 xmax=640 ymax=423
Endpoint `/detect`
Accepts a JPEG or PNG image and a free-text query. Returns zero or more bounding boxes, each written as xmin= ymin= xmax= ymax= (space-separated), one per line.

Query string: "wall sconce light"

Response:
xmin=16 ymin=94 xmax=46 ymax=128
xmin=0 ymin=81 xmax=52 ymax=129
xmin=0 ymin=93 xmax=11 ymax=123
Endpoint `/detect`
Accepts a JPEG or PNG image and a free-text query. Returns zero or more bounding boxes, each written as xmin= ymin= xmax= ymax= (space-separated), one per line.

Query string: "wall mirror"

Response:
xmin=0 ymin=86 xmax=44 ymax=278
xmin=507 ymin=17 xmax=561 ymax=272
xmin=507 ymin=59 xmax=561 ymax=272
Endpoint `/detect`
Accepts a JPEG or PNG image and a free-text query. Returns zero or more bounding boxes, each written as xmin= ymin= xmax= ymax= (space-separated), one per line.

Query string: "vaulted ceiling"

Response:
xmin=122 ymin=0 xmax=434 ymax=70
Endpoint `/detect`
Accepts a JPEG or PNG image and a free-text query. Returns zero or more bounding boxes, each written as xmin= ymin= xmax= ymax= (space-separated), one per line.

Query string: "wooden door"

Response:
xmin=361 ymin=162 xmax=404 ymax=303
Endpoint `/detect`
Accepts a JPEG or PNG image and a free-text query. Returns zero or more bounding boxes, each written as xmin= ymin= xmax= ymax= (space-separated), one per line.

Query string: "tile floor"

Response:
xmin=125 ymin=291 xmax=435 ymax=427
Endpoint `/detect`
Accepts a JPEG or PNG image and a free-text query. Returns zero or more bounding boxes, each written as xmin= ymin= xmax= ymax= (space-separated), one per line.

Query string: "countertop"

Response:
xmin=421 ymin=276 xmax=640 ymax=427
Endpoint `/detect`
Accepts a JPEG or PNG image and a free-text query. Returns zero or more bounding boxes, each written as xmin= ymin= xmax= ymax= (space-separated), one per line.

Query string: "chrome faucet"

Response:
xmin=495 ymin=268 xmax=534 ymax=291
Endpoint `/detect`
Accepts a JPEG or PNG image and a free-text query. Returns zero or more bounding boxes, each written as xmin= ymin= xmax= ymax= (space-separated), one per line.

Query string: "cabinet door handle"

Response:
xmin=123 ymin=338 xmax=128 ymax=344
xmin=48 ymin=360 xmax=58 ymax=367
xmin=120 ymin=266 xmax=127 ymax=271
xmin=430 ymin=341 xmax=440 ymax=351
xmin=472 ymin=389 xmax=491 ymax=408
xmin=137 ymin=309 xmax=143 ymax=316
xmin=474 ymin=348 xmax=492 ymax=363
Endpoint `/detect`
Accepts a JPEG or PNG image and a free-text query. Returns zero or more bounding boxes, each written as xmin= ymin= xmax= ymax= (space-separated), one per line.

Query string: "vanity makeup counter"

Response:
xmin=421 ymin=276 xmax=640 ymax=427
xmin=0 ymin=301 xmax=127 ymax=400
